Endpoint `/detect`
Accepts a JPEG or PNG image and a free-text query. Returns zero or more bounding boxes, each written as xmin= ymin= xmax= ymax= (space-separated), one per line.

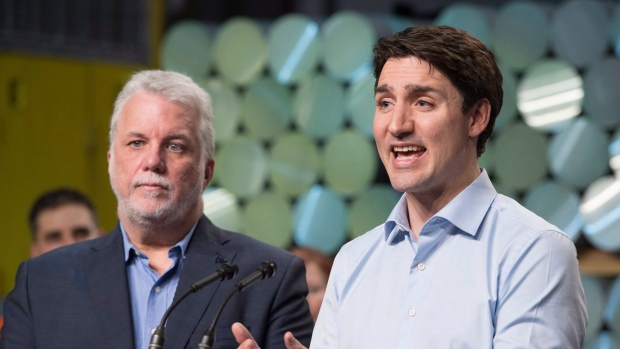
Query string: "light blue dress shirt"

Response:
xmin=311 ymin=170 xmax=587 ymax=349
xmin=122 ymin=224 xmax=197 ymax=349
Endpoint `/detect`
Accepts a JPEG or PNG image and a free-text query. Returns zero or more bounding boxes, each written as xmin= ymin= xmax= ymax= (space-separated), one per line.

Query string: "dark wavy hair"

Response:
xmin=372 ymin=25 xmax=503 ymax=157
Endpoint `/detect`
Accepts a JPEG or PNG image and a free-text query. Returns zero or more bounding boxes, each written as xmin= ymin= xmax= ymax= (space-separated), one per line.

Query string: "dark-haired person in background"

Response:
xmin=0 ymin=187 xmax=103 ymax=338
xmin=28 ymin=187 xmax=104 ymax=257
xmin=288 ymin=247 xmax=332 ymax=323
xmin=234 ymin=25 xmax=587 ymax=349
xmin=1 ymin=70 xmax=313 ymax=349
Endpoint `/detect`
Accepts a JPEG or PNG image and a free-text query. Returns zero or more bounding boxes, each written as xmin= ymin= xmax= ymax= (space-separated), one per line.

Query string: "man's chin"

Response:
xmin=125 ymin=202 xmax=174 ymax=222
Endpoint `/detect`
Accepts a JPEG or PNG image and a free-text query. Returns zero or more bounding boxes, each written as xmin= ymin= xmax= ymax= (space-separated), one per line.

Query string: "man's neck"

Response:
xmin=406 ymin=167 xmax=481 ymax=238
xmin=120 ymin=211 xmax=200 ymax=275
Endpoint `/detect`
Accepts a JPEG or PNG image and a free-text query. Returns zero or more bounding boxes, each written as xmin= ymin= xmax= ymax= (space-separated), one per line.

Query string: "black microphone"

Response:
xmin=196 ymin=261 xmax=277 ymax=349
xmin=148 ymin=262 xmax=238 ymax=349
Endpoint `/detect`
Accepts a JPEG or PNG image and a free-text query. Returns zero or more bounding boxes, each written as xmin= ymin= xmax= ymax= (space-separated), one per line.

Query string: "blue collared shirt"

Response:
xmin=122 ymin=224 xmax=197 ymax=349
xmin=311 ymin=170 xmax=587 ymax=349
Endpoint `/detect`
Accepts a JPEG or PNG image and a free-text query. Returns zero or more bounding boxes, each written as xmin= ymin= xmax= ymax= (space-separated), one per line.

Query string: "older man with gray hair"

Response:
xmin=1 ymin=70 xmax=314 ymax=349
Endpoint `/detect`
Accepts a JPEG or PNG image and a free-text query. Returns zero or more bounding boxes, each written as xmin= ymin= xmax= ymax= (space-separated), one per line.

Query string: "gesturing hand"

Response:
xmin=232 ymin=322 xmax=308 ymax=349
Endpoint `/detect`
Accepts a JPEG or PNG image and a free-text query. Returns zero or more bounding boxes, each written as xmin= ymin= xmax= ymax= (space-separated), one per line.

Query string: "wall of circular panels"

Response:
xmin=158 ymin=0 xmax=620 ymax=254
xmin=163 ymin=2 xmax=620 ymax=344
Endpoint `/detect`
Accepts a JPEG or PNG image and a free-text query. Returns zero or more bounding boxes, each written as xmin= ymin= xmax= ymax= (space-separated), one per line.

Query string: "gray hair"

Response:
xmin=109 ymin=70 xmax=215 ymax=162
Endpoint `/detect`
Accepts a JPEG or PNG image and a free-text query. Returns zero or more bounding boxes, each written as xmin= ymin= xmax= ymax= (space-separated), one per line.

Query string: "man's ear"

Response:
xmin=203 ymin=159 xmax=215 ymax=190
xmin=30 ymin=242 xmax=41 ymax=258
xmin=469 ymin=99 xmax=491 ymax=138
xmin=107 ymin=151 xmax=112 ymax=174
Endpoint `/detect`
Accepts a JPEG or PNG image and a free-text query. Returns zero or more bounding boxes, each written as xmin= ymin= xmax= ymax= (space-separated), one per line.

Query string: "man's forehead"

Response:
xmin=376 ymin=59 xmax=449 ymax=92
xmin=36 ymin=204 xmax=95 ymax=225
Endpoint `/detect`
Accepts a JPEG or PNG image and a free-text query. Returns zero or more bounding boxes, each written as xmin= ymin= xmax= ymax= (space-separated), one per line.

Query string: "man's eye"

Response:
xmin=43 ymin=232 xmax=61 ymax=242
xmin=378 ymin=101 xmax=391 ymax=109
xmin=73 ymin=228 xmax=90 ymax=240
xmin=130 ymin=141 xmax=143 ymax=147
xmin=169 ymin=144 xmax=182 ymax=151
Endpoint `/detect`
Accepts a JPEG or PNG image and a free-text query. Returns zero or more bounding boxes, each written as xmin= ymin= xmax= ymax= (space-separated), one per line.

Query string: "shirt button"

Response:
xmin=408 ymin=309 xmax=416 ymax=317
xmin=155 ymin=286 xmax=161 ymax=294
xmin=151 ymin=328 xmax=156 ymax=334
xmin=418 ymin=263 xmax=426 ymax=271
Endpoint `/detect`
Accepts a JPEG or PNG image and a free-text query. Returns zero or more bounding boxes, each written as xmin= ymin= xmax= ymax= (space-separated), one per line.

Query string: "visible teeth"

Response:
xmin=393 ymin=146 xmax=424 ymax=152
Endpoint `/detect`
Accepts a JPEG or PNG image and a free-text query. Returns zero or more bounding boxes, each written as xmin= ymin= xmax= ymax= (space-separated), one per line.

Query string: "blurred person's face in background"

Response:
xmin=305 ymin=260 xmax=328 ymax=322
xmin=30 ymin=204 xmax=101 ymax=257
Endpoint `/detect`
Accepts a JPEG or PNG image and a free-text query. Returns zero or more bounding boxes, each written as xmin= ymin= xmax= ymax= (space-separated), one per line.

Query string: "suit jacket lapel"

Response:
xmin=85 ymin=226 xmax=135 ymax=349
xmin=165 ymin=215 xmax=236 ymax=349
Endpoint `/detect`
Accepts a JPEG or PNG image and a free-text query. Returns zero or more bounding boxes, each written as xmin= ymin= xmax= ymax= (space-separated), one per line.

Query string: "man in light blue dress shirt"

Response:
xmin=234 ymin=25 xmax=587 ymax=349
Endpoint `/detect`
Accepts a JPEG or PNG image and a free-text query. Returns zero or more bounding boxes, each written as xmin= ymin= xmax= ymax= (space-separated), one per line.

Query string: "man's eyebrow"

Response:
xmin=405 ymin=84 xmax=437 ymax=94
xmin=125 ymin=132 xmax=191 ymax=142
xmin=166 ymin=133 xmax=191 ymax=142
xmin=72 ymin=227 xmax=91 ymax=235
xmin=375 ymin=84 xmax=439 ymax=94
xmin=41 ymin=231 xmax=61 ymax=241
xmin=126 ymin=131 xmax=146 ymax=138
xmin=375 ymin=84 xmax=391 ymax=94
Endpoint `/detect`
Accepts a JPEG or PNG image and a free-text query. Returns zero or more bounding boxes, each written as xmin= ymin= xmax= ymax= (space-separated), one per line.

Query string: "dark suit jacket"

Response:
xmin=0 ymin=215 xmax=314 ymax=349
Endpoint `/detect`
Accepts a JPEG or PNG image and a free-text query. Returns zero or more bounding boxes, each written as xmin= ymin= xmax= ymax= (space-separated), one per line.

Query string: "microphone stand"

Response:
xmin=196 ymin=261 xmax=277 ymax=349
xmin=148 ymin=262 xmax=238 ymax=349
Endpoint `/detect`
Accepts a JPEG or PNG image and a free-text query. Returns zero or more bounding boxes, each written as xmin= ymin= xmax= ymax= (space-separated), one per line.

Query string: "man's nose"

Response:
xmin=143 ymin=147 xmax=166 ymax=173
xmin=388 ymin=104 xmax=414 ymax=138
xmin=61 ymin=235 xmax=77 ymax=246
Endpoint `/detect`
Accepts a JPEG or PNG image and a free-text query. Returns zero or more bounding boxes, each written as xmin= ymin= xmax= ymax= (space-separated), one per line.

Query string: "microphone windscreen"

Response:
xmin=221 ymin=263 xmax=239 ymax=280
xmin=259 ymin=261 xmax=277 ymax=279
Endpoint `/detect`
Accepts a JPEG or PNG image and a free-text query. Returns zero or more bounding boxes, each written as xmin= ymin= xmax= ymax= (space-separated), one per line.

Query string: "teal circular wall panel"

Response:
xmin=293 ymin=185 xmax=348 ymax=255
xmin=293 ymin=74 xmax=345 ymax=140
xmin=241 ymin=77 xmax=292 ymax=140
xmin=494 ymin=122 xmax=548 ymax=190
xmin=198 ymin=78 xmax=241 ymax=143
xmin=268 ymin=14 xmax=321 ymax=85
xmin=523 ymin=180 xmax=583 ymax=240
xmin=517 ymin=59 xmax=583 ymax=133
xmin=215 ymin=136 xmax=267 ymax=198
xmin=212 ymin=17 xmax=268 ymax=86
xmin=494 ymin=1 xmax=549 ymax=71
xmin=548 ymin=117 xmax=609 ymax=190
xmin=349 ymin=184 xmax=401 ymax=239
xmin=322 ymin=11 xmax=376 ymax=82
xmin=242 ymin=191 xmax=292 ymax=248
xmin=583 ymin=58 xmax=620 ymax=129
xmin=161 ymin=21 xmax=211 ymax=80
xmin=322 ymin=130 xmax=377 ymax=195
xmin=202 ymin=187 xmax=241 ymax=233
xmin=551 ymin=0 xmax=608 ymax=68
xmin=269 ymin=132 xmax=320 ymax=197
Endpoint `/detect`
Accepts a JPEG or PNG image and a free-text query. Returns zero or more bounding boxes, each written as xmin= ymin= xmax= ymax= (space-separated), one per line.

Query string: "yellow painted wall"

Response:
xmin=0 ymin=53 xmax=143 ymax=295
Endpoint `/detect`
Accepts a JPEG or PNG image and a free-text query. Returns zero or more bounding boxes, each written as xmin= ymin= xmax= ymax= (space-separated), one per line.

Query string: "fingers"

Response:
xmin=284 ymin=331 xmax=308 ymax=349
xmin=232 ymin=322 xmax=260 ymax=349
xmin=231 ymin=323 xmax=307 ymax=349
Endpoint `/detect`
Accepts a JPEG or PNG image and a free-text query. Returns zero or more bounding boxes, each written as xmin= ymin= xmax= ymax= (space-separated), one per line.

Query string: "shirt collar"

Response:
xmin=121 ymin=221 xmax=198 ymax=262
xmin=383 ymin=169 xmax=497 ymax=241
xmin=384 ymin=193 xmax=412 ymax=242
xmin=435 ymin=169 xmax=496 ymax=236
